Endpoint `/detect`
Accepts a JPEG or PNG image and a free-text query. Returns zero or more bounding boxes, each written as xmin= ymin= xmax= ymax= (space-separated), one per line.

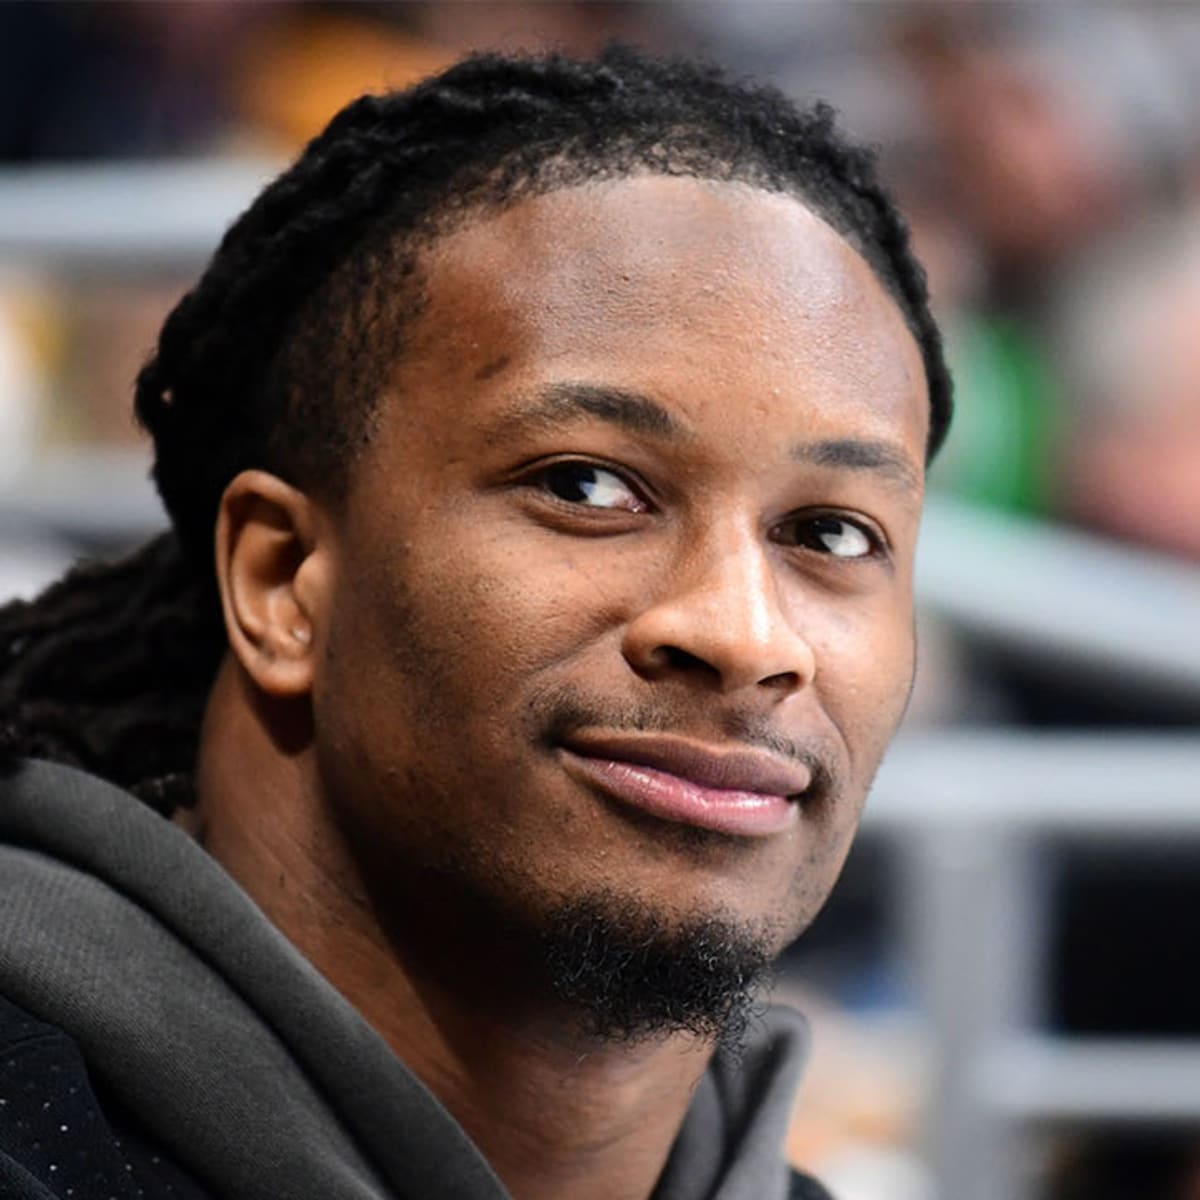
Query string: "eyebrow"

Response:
xmin=790 ymin=437 xmax=922 ymax=493
xmin=483 ymin=383 xmax=922 ymax=493
xmin=481 ymin=382 xmax=687 ymax=443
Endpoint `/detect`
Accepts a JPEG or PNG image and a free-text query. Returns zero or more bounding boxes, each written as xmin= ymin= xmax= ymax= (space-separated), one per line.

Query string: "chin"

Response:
xmin=534 ymin=884 xmax=789 ymax=1047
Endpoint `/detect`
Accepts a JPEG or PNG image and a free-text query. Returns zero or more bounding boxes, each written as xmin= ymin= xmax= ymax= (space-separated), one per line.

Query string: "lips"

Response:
xmin=558 ymin=732 xmax=811 ymax=838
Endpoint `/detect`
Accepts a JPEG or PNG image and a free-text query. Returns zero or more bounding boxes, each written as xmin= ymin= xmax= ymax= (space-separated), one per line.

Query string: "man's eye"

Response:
xmin=779 ymin=514 xmax=878 ymax=559
xmin=537 ymin=462 xmax=648 ymax=512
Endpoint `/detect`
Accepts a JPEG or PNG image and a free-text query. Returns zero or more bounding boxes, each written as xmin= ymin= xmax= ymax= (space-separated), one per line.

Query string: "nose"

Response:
xmin=621 ymin=532 xmax=816 ymax=697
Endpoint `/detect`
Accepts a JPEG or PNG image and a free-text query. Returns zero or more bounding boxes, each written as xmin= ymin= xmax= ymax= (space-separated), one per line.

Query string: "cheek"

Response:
xmin=323 ymin=526 xmax=623 ymax=738
xmin=811 ymin=593 xmax=915 ymax=764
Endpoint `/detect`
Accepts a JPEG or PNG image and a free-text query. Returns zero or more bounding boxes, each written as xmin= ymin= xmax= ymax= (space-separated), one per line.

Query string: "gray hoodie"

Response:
xmin=0 ymin=758 xmax=814 ymax=1200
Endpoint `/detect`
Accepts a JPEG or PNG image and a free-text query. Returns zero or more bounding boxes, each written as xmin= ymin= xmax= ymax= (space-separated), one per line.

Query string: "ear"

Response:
xmin=214 ymin=470 xmax=331 ymax=698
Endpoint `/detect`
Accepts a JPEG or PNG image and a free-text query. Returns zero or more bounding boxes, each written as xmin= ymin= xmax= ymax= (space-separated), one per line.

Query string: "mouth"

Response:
xmin=558 ymin=732 xmax=811 ymax=839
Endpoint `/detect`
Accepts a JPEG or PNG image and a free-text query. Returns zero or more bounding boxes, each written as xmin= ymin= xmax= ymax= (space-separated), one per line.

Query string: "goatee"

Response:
xmin=540 ymin=889 xmax=778 ymax=1049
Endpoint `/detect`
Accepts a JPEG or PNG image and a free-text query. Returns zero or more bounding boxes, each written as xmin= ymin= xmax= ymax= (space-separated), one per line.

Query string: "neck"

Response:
xmin=191 ymin=658 xmax=713 ymax=1200
xmin=344 ymin=955 xmax=711 ymax=1200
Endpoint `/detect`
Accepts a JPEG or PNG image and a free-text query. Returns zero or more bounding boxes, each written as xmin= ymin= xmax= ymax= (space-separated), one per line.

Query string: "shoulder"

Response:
xmin=0 ymin=993 xmax=213 ymax=1200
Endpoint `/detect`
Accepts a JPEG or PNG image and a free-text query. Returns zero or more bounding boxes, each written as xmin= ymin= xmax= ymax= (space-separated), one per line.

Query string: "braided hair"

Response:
xmin=0 ymin=45 xmax=952 ymax=811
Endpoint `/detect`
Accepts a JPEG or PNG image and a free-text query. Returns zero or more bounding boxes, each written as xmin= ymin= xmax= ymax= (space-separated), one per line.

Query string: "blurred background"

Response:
xmin=1 ymin=2 xmax=1198 ymax=1198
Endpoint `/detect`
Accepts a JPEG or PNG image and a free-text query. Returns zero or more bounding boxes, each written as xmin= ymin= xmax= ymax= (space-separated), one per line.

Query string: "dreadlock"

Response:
xmin=0 ymin=44 xmax=952 ymax=812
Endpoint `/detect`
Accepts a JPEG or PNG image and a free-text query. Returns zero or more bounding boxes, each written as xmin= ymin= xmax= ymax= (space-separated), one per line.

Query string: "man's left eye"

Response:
xmin=778 ymin=514 xmax=879 ymax=559
xmin=537 ymin=462 xmax=648 ymax=512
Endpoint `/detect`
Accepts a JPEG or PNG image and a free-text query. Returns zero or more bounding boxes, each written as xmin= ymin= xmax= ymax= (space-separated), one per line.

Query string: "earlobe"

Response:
xmin=215 ymin=470 xmax=330 ymax=698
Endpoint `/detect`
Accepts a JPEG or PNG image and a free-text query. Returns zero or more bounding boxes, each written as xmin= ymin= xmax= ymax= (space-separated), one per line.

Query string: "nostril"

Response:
xmin=656 ymin=644 xmax=718 ymax=676
xmin=760 ymin=669 xmax=802 ymax=692
xmin=640 ymin=648 xmax=805 ymax=692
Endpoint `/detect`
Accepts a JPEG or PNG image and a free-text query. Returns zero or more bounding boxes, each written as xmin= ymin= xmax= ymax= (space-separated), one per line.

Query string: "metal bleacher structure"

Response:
xmin=3 ymin=162 xmax=1199 ymax=1200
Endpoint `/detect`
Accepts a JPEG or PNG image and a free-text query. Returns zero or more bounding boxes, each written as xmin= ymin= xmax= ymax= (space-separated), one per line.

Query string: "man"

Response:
xmin=0 ymin=46 xmax=950 ymax=1200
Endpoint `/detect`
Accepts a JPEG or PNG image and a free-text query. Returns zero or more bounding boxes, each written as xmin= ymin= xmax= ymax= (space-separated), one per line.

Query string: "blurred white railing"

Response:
xmin=0 ymin=160 xmax=280 ymax=265
xmin=917 ymin=496 xmax=1200 ymax=697
xmin=873 ymin=732 xmax=1200 ymax=1200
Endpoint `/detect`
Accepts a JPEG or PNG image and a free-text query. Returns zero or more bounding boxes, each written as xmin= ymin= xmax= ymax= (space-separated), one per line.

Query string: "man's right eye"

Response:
xmin=536 ymin=462 xmax=649 ymax=513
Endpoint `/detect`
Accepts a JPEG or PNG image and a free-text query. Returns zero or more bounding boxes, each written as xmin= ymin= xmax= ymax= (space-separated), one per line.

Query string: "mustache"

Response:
xmin=530 ymin=684 xmax=840 ymax=800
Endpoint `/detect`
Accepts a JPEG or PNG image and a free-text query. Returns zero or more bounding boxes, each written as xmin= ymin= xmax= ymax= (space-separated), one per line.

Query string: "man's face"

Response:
xmin=310 ymin=176 xmax=927 ymax=1017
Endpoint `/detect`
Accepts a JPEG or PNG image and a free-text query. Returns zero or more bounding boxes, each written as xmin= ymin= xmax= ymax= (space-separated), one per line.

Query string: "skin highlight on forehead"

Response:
xmin=419 ymin=177 xmax=912 ymax=341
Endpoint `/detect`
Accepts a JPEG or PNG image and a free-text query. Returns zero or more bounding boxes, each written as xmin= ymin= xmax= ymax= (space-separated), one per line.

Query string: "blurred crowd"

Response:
xmin=1 ymin=4 xmax=1198 ymax=1198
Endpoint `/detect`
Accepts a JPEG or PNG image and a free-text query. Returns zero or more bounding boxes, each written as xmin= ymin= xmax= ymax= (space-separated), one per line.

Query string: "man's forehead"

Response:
xmin=423 ymin=176 xmax=858 ymax=295
xmin=408 ymin=176 xmax=920 ymax=371
xmin=373 ymin=175 xmax=928 ymax=477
